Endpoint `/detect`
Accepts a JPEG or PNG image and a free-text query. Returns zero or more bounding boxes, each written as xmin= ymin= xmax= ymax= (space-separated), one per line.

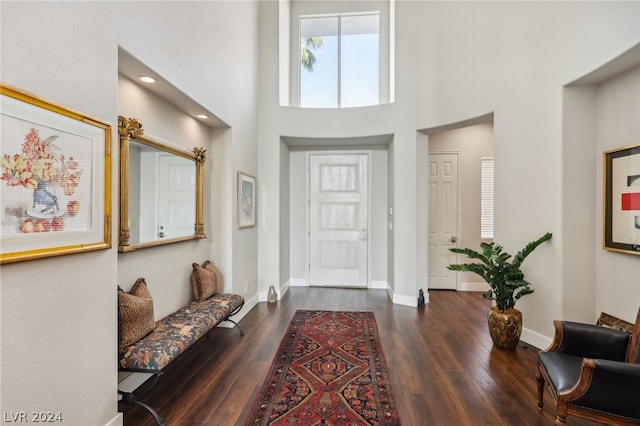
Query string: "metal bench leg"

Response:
xmin=225 ymin=318 xmax=245 ymax=336
xmin=226 ymin=303 xmax=245 ymax=336
xmin=118 ymin=373 xmax=166 ymax=426
xmin=133 ymin=399 xmax=165 ymax=426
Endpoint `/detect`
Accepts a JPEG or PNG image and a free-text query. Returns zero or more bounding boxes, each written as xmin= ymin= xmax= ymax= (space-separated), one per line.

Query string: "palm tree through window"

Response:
xmin=300 ymin=13 xmax=380 ymax=108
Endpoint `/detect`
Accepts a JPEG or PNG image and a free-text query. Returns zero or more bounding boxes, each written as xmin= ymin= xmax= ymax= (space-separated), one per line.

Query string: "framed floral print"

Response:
xmin=1 ymin=84 xmax=112 ymax=264
xmin=237 ymin=172 xmax=256 ymax=229
xmin=603 ymin=144 xmax=640 ymax=255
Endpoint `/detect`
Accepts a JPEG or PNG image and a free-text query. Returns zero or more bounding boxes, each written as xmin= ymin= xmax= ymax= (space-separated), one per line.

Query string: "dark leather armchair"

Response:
xmin=536 ymin=307 xmax=640 ymax=425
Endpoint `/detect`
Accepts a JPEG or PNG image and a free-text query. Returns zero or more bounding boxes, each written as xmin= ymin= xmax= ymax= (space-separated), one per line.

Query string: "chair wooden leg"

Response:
xmin=535 ymin=368 xmax=545 ymax=408
xmin=554 ymin=402 xmax=568 ymax=425
xmin=554 ymin=415 xmax=567 ymax=425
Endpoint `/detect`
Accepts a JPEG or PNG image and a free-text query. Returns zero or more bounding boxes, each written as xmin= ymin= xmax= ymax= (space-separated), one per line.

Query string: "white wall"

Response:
xmin=594 ymin=65 xmax=640 ymax=322
xmin=1 ymin=2 xmax=258 ymax=425
xmin=404 ymin=1 xmax=639 ymax=338
xmin=558 ymin=61 xmax=640 ymax=331
xmin=1 ymin=2 xmax=639 ymax=424
xmin=1 ymin=3 xmax=119 ymax=424
xmin=258 ymin=1 xmax=640 ymax=330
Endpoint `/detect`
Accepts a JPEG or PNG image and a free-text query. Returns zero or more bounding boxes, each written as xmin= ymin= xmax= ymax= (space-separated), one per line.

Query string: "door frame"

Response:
xmin=306 ymin=150 xmax=372 ymax=288
xmin=427 ymin=150 xmax=462 ymax=291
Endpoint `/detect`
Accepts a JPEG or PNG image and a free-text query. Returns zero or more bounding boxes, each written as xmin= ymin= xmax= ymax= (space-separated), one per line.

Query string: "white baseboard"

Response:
xmin=458 ymin=281 xmax=490 ymax=292
xmin=393 ymin=292 xmax=419 ymax=307
xmin=290 ymin=278 xmax=308 ymax=287
xmin=280 ymin=280 xmax=291 ymax=297
xmin=105 ymin=413 xmax=123 ymax=426
xmin=217 ymin=294 xmax=257 ymax=328
xmin=258 ymin=281 xmax=291 ymax=303
xmin=370 ymin=280 xmax=388 ymax=289
xmin=521 ymin=327 xmax=552 ymax=351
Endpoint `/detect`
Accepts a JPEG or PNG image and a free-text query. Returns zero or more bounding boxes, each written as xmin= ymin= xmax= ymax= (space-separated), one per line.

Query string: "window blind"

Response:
xmin=481 ymin=157 xmax=494 ymax=239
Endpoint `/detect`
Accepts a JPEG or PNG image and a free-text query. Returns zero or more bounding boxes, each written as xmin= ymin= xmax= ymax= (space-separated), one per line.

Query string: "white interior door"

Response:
xmin=428 ymin=152 xmax=459 ymax=290
xmin=309 ymin=154 xmax=368 ymax=287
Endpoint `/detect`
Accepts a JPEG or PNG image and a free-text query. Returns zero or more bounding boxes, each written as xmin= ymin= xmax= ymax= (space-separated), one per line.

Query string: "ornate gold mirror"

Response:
xmin=118 ymin=116 xmax=206 ymax=252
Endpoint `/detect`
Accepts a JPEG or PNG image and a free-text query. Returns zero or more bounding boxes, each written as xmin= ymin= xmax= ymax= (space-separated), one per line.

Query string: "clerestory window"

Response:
xmin=299 ymin=13 xmax=380 ymax=108
xmin=286 ymin=0 xmax=392 ymax=108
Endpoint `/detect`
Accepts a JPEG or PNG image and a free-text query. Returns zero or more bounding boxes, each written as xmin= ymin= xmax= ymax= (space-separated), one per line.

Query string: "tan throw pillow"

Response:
xmin=118 ymin=278 xmax=155 ymax=354
xmin=204 ymin=260 xmax=224 ymax=292
xmin=191 ymin=261 xmax=218 ymax=301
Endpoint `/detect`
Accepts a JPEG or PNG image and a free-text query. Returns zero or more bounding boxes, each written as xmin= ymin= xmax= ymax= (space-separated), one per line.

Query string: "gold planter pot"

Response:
xmin=487 ymin=306 xmax=522 ymax=350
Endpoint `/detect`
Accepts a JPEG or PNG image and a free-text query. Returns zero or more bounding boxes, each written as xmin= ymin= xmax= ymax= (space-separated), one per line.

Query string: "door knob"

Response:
xmin=450 ymin=236 xmax=457 ymax=243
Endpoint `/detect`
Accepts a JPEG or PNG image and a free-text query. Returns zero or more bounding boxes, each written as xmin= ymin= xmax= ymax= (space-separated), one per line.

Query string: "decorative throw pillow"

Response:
xmin=204 ymin=260 xmax=224 ymax=292
xmin=118 ymin=278 xmax=155 ymax=354
xmin=191 ymin=261 xmax=218 ymax=301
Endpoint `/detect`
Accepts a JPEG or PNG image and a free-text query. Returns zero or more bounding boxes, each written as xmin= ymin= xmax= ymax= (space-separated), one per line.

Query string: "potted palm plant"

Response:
xmin=447 ymin=232 xmax=552 ymax=349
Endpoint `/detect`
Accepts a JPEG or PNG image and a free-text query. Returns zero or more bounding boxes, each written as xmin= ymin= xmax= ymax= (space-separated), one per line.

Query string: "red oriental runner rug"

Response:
xmin=244 ymin=310 xmax=401 ymax=426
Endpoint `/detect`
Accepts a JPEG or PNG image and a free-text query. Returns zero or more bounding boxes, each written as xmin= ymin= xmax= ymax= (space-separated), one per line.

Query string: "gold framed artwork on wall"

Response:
xmin=0 ymin=83 xmax=112 ymax=264
xmin=603 ymin=144 xmax=640 ymax=255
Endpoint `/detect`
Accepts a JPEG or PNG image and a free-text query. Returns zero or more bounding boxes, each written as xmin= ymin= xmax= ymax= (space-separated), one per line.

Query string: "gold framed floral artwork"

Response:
xmin=237 ymin=172 xmax=256 ymax=229
xmin=0 ymin=84 xmax=112 ymax=264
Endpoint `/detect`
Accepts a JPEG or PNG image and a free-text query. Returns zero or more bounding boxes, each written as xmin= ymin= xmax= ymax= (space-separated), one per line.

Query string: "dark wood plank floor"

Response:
xmin=122 ymin=287 xmax=603 ymax=425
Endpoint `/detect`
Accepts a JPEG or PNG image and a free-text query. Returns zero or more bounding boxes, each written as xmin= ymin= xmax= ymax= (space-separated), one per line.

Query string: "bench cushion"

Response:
xmin=119 ymin=293 xmax=244 ymax=372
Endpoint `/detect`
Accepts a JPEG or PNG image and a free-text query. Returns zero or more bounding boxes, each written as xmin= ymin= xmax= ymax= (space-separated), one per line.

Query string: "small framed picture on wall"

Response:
xmin=238 ymin=172 xmax=256 ymax=229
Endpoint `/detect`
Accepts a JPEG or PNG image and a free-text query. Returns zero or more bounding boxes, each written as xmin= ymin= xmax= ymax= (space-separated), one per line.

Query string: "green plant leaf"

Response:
xmin=448 ymin=232 xmax=552 ymax=309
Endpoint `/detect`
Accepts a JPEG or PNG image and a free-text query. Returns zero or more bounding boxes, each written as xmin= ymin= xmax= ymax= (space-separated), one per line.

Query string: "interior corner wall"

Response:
xmin=1 ymin=2 xmax=120 ymax=425
xmin=258 ymin=1 xmax=284 ymax=296
xmin=210 ymin=127 xmax=234 ymax=289
xmin=594 ymin=65 xmax=640 ymax=322
xmin=561 ymin=85 xmax=598 ymax=324
xmin=387 ymin=138 xmax=395 ymax=293
xmin=415 ymin=131 xmax=429 ymax=294
xmin=280 ymin=142 xmax=291 ymax=290
xmin=289 ymin=151 xmax=307 ymax=282
xmin=371 ymin=149 xmax=389 ymax=286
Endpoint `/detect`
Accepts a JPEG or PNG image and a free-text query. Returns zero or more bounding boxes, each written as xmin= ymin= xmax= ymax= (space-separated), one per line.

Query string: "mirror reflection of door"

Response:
xmin=134 ymin=148 xmax=195 ymax=243
xmin=158 ymin=154 xmax=196 ymax=239
xmin=309 ymin=154 xmax=368 ymax=287
xmin=138 ymin=151 xmax=158 ymax=243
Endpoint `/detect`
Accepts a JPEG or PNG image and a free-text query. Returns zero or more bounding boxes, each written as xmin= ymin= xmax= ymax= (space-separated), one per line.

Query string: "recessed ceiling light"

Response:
xmin=137 ymin=75 xmax=156 ymax=84
xmin=197 ymin=114 xmax=209 ymax=119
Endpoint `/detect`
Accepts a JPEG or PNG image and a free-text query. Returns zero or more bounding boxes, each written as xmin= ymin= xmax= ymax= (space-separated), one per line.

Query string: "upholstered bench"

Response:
xmin=119 ymin=292 xmax=244 ymax=372
xmin=117 ymin=261 xmax=245 ymax=426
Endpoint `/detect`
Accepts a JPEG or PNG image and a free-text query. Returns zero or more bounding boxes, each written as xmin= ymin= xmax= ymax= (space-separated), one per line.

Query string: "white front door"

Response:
xmin=309 ymin=154 xmax=368 ymax=287
xmin=428 ymin=152 xmax=459 ymax=290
